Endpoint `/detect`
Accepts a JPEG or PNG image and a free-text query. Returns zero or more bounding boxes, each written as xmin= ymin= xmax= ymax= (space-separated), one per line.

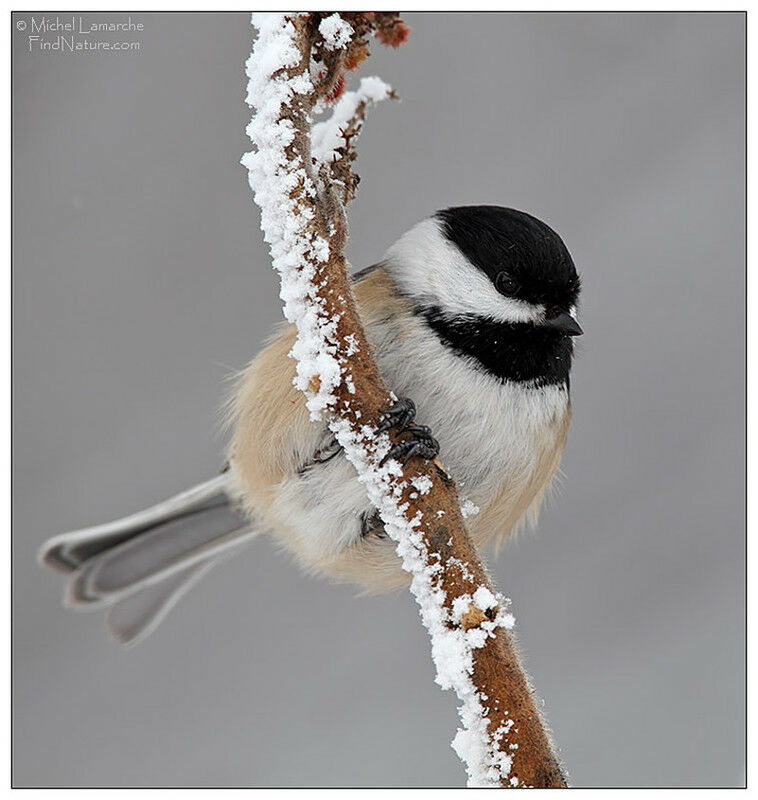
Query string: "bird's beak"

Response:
xmin=543 ymin=311 xmax=583 ymax=336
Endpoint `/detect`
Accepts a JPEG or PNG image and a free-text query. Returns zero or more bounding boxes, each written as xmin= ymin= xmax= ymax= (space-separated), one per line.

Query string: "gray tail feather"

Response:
xmin=38 ymin=473 xmax=260 ymax=646
xmin=105 ymin=558 xmax=224 ymax=647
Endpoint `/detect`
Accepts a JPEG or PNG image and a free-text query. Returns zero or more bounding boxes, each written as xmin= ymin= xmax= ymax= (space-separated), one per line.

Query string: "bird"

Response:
xmin=39 ymin=205 xmax=582 ymax=646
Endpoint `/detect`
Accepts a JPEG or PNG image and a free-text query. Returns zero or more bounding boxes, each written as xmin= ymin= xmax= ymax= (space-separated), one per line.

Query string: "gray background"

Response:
xmin=12 ymin=12 xmax=745 ymax=788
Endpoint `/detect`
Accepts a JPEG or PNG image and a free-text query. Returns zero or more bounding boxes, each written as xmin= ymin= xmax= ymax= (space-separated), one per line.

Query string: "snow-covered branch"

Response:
xmin=242 ymin=12 xmax=565 ymax=788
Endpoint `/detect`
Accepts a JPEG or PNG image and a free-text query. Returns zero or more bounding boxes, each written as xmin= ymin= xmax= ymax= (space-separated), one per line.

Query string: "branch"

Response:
xmin=242 ymin=13 xmax=566 ymax=788
xmin=312 ymin=76 xmax=395 ymax=205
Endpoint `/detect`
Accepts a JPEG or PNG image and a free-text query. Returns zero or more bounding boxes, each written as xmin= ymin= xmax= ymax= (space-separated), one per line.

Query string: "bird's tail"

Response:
xmin=38 ymin=471 xmax=259 ymax=647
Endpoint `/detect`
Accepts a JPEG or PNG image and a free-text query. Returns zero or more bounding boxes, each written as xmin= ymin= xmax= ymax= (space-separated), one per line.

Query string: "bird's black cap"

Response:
xmin=436 ymin=205 xmax=580 ymax=312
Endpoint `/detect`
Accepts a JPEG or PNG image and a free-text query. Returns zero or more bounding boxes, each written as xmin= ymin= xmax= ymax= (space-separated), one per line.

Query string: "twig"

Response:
xmin=242 ymin=12 xmax=566 ymax=788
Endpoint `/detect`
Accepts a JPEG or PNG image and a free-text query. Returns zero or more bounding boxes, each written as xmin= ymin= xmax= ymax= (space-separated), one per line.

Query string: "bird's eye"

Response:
xmin=496 ymin=272 xmax=519 ymax=296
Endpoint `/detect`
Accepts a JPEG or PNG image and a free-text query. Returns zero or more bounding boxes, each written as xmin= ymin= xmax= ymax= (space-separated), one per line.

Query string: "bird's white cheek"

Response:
xmin=383 ymin=217 xmax=546 ymax=325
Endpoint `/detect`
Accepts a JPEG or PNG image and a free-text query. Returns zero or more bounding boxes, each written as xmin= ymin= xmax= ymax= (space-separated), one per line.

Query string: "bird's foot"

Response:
xmin=376 ymin=396 xmax=417 ymax=434
xmin=360 ymin=509 xmax=387 ymax=539
xmin=380 ymin=424 xmax=440 ymax=467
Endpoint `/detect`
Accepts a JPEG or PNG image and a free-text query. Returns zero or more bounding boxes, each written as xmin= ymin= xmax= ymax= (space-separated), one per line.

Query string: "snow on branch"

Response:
xmin=242 ymin=12 xmax=566 ymax=788
xmin=312 ymin=77 xmax=393 ymax=158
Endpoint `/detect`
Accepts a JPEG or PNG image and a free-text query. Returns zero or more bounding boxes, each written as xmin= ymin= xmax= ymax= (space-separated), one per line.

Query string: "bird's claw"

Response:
xmin=360 ymin=509 xmax=387 ymax=539
xmin=380 ymin=435 xmax=440 ymax=467
xmin=379 ymin=429 xmax=440 ymax=467
xmin=377 ymin=397 xmax=440 ymax=466
xmin=376 ymin=397 xmax=416 ymax=434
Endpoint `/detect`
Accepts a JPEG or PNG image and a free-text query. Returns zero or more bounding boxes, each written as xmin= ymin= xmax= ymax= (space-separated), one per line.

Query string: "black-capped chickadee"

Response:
xmin=40 ymin=205 xmax=582 ymax=645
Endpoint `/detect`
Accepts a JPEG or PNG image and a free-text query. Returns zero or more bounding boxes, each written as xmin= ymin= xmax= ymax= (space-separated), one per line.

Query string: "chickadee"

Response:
xmin=40 ymin=205 xmax=582 ymax=646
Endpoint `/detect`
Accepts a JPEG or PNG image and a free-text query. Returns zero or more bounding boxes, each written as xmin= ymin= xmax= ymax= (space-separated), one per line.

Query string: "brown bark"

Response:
xmin=252 ymin=13 xmax=566 ymax=787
